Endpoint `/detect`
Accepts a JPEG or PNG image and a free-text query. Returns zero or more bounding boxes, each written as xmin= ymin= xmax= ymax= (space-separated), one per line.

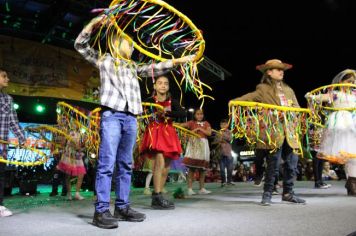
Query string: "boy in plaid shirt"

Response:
xmin=0 ymin=68 xmax=26 ymax=217
xmin=75 ymin=15 xmax=194 ymax=229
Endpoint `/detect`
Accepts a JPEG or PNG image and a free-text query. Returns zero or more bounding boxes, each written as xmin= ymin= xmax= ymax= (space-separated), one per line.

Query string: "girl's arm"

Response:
xmin=305 ymin=93 xmax=332 ymax=103
xmin=197 ymin=124 xmax=212 ymax=136
xmin=175 ymin=121 xmax=190 ymax=129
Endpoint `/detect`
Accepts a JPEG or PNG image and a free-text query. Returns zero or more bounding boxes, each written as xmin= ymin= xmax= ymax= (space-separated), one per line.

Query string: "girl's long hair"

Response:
xmin=193 ymin=108 xmax=205 ymax=121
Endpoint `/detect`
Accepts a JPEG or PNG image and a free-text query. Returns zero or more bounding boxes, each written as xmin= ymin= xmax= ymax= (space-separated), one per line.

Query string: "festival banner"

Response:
xmin=0 ymin=35 xmax=100 ymax=103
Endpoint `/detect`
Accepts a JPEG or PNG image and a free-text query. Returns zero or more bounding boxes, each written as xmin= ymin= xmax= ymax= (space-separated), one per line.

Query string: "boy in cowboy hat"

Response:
xmin=232 ymin=59 xmax=306 ymax=206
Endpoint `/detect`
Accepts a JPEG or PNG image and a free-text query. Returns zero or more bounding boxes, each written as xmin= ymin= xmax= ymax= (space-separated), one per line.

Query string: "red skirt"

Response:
xmin=140 ymin=122 xmax=182 ymax=160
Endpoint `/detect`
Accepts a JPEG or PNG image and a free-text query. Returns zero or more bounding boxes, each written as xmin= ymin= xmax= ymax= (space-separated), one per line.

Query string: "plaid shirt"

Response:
xmin=0 ymin=92 xmax=25 ymax=144
xmin=74 ymin=31 xmax=174 ymax=115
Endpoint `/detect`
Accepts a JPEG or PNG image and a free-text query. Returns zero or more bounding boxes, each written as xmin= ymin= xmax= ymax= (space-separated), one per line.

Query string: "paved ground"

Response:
xmin=0 ymin=181 xmax=355 ymax=236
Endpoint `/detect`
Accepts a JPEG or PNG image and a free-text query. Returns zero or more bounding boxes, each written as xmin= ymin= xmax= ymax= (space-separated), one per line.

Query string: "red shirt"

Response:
xmin=186 ymin=120 xmax=211 ymax=138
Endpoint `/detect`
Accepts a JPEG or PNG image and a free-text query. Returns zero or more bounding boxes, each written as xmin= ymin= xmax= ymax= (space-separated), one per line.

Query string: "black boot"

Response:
xmin=346 ymin=177 xmax=356 ymax=196
xmin=114 ymin=206 xmax=146 ymax=222
xmin=93 ymin=210 xmax=118 ymax=229
xmin=151 ymin=192 xmax=175 ymax=210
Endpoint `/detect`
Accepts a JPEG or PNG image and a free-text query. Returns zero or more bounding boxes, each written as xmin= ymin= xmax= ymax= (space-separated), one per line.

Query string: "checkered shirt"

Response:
xmin=74 ymin=31 xmax=174 ymax=115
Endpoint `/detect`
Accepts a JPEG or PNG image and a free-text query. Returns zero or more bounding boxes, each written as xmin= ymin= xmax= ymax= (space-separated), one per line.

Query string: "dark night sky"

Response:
xmin=5 ymin=0 xmax=356 ymax=127
xmin=166 ymin=0 xmax=356 ymax=127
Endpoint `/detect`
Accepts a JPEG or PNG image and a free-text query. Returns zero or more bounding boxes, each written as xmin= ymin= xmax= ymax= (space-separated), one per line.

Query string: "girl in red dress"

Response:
xmin=140 ymin=75 xmax=186 ymax=209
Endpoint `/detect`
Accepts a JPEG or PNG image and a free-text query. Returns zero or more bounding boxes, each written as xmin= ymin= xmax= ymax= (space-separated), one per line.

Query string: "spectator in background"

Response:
xmin=322 ymin=162 xmax=339 ymax=181
xmin=246 ymin=165 xmax=256 ymax=182
xmin=234 ymin=164 xmax=247 ymax=182
xmin=304 ymin=159 xmax=314 ymax=181
xmin=213 ymin=119 xmax=234 ymax=187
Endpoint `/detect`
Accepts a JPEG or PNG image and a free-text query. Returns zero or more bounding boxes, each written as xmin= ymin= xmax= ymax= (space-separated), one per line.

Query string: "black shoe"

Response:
xmin=315 ymin=183 xmax=328 ymax=189
xmin=221 ymin=183 xmax=226 ymax=187
xmin=254 ymin=179 xmax=262 ymax=187
xmin=282 ymin=192 xmax=306 ymax=204
xmin=93 ymin=210 xmax=118 ymax=229
xmin=261 ymin=192 xmax=272 ymax=206
xmin=227 ymin=182 xmax=236 ymax=186
xmin=151 ymin=192 xmax=175 ymax=210
xmin=49 ymin=191 xmax=58 ymax=197
xmin=114 ymin=206 xmax=146 ymax=222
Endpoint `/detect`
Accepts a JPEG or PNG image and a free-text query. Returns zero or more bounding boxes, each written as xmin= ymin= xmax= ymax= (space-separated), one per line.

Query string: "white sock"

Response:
xmin=145 ymin=172 xmax=153 ymax=189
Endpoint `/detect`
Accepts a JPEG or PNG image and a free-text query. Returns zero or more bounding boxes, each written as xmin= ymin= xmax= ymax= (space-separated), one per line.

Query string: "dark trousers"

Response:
xmin=51 ymin=157 xmax=67 ymax=194
xmin=51 ymin=170 xmax=67 ymax=194
xmin=255 ymin=149 xmax=279 ymax=186
xmin=262 ymin=140 xmax=299 ymax=194
xmin=0 ymin=163 xmax=5 ymax=205
xmin=219 ymin=156 xmax=233 ymax=183
xmin=312 ymin=150 xmax=324 ymax=185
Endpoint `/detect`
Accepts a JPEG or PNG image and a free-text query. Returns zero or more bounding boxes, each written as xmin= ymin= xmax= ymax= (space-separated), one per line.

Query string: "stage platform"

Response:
xmin=0 ymin=181 xmax=355 ymax=236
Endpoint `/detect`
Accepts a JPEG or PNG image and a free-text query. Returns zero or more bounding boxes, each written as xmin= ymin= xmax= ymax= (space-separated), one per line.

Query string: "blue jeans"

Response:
xmin=220 ymin=156 xmax=233 ymax=183
xmin=263 ymin=140 xmax=298 ymax=194
xmin=95 ymin=110 xmax=137 ymax=212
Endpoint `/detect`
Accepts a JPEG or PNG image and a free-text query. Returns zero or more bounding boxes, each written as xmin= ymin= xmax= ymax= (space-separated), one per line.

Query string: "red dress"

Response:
xmin=140 ymin=98 xmax=182 ymax=160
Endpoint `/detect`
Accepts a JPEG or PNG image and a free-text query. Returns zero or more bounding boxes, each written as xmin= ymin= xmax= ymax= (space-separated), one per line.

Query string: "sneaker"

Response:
xmin=187 ymin=188 xmax=196 ymax=196
xmin=260 ymin=192 xmax=272 ymax=206
xmin=272 ymin=187 xmax=279 ymax=195
xmin=151 ymin=193 xmax=175 ymax=210
xmin=143 ymin=188 xmax=152 ymax=195
xmin=315 ymin=183 xmax=328 ymax=189
xmin=321 ymin=182 xmax=331 ymax=188
xmin=0 ymin=206 xmax=13 ymax=217
xmin=92 ymin=210 xmax=118 ymax=229
xmin=198 ymin=188 xmax=211 ymax=194
xmin=67 ymin=193 xmax=72 ymax=201
xmin=75 ymin=192 xmax=84 ymax=200
xmin=114 ymin=206 xmax=146 ymax=222
xmin=227 ymin=182 xmax=236 ymax=186
xmin=282 ymin=192 xmax=306 ymax=204
xmin=254 ymin=179 xmax=263 ymax=187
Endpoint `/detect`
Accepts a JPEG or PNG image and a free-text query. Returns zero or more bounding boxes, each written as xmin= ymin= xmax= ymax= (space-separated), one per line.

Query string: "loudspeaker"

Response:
xmin=19 ymin=179 xmax=38 ymax=195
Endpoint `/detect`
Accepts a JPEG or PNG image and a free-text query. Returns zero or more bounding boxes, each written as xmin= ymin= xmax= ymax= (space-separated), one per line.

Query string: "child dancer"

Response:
xmin=232 ymin=59 xmax=305 ymax=206
xmin=57 ymin=125 xmax=86 ymax=200
xmin=213 ymin=119 xmax=234 ymax=187
xmin=140 ymin=75 xmax=187 ymax=209
xmin=75 ymin=15 xmax=193 ymax=228
xmin=0 ymin=68 xmax=26 ymax=217
xmin=306 ymin=69 xmax=356 ymax=195
xmin=181 ymin=109 xmax=212 ymax=195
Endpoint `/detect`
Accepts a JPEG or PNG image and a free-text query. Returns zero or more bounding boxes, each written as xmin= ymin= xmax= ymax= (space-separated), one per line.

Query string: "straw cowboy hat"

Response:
xmin=256 ymin=59 xmax=293 ymax=73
